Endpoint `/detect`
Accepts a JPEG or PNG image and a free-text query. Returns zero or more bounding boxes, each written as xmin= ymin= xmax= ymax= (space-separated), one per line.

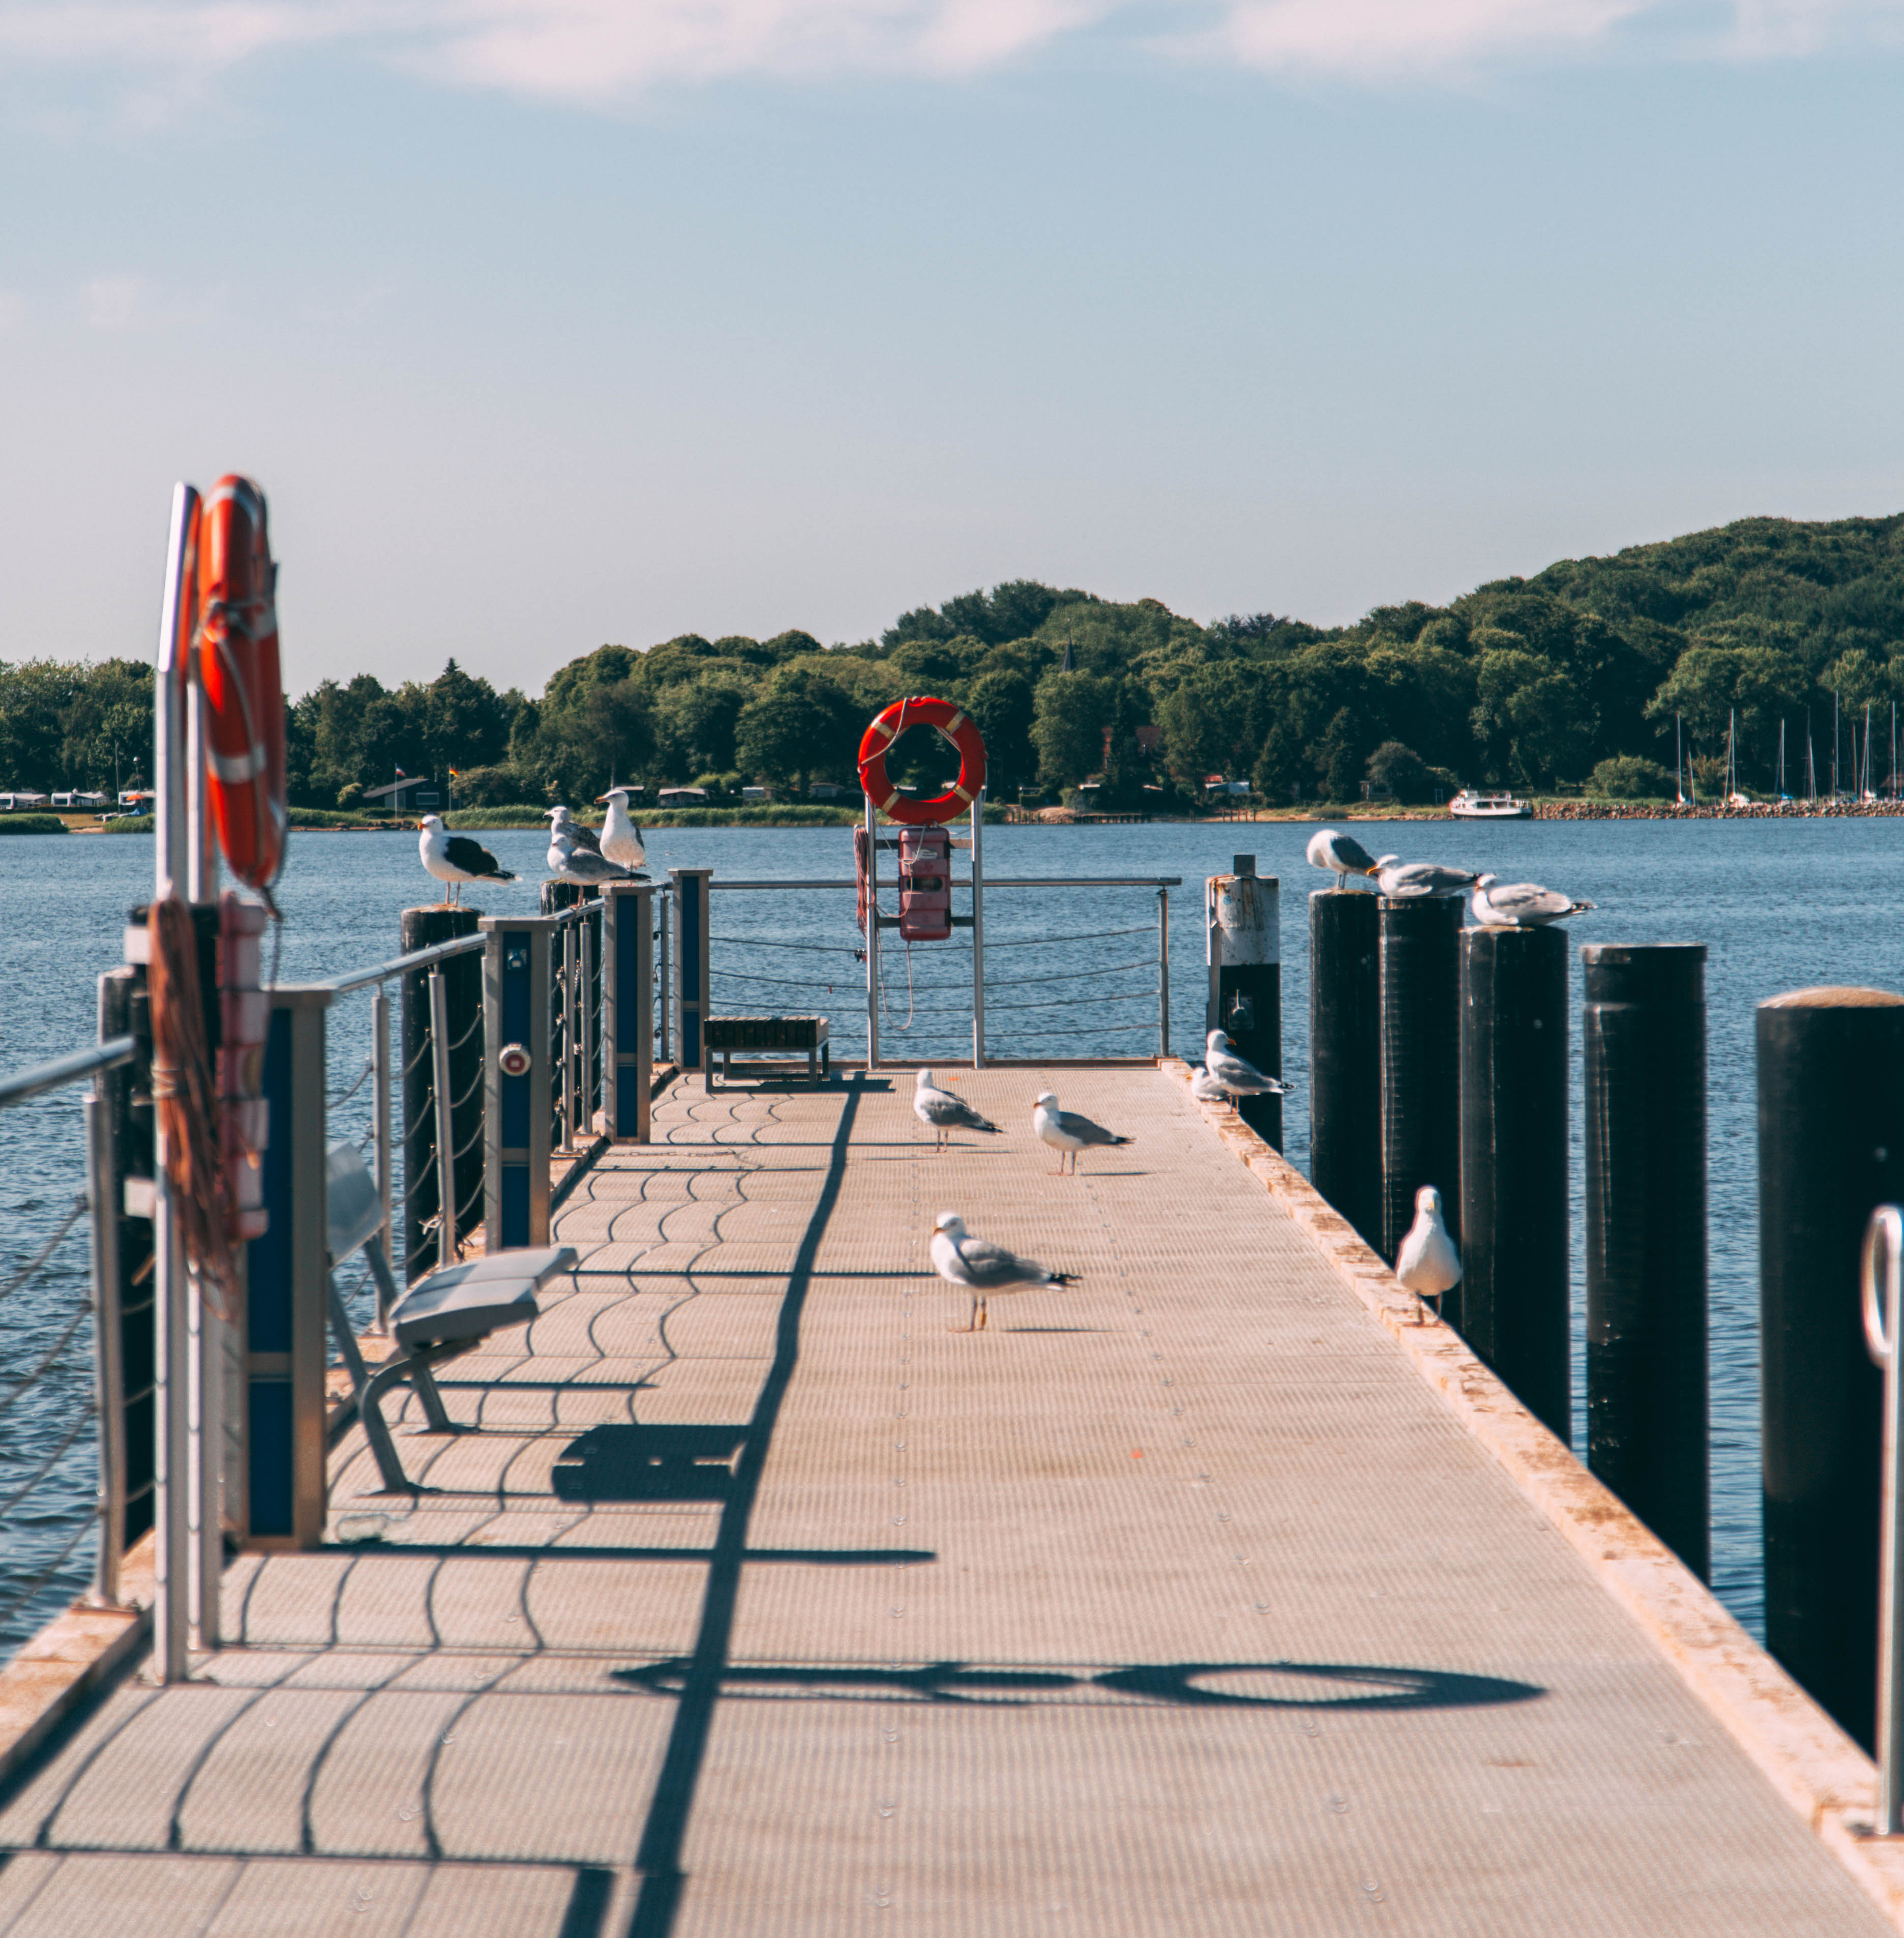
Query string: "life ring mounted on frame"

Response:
xmin=856 ymin=695 xmax=988 ymax=827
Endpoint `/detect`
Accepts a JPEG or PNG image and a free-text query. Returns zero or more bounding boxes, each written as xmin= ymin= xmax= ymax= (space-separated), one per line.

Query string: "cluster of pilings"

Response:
xmin=1308 ymin=885 xmax=1904 ymax=1752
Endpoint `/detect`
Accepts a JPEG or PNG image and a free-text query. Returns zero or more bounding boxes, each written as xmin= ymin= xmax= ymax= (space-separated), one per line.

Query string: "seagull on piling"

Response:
xmin=930 ymin=1211 xmax=1078 ymax=1332
xmin=595 ymin=787 xmax=648 ymax=872
xmin=1306 ymin=827 xmax=1380 ymax=891
xmin=418 ymin=814 xmax=516 ymax=905
xmin=913 ymin=1069 xmax=1000 ymax=1151
xmin=1396 ymin=1184 xmax=1462 ymax=1325
xmin=546 ymin=805 xmax=603 ymax=856
xmin=1370 ymin=855 xmax=1480 ymax=899
xmin=547 ymin=823 xmax=633 ymax=893
xmin=1204 ymin=1030 xmax=1285 ymax=1097
xmin=1469 ymin=874 xmax=1596 ymax=928
xmin=1032 ymin=1091 xmax=1132 ymax=1175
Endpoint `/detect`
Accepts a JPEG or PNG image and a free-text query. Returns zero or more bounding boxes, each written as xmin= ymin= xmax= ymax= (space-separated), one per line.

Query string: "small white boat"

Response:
xmin=1449 ymin=789 xmax=1530 ymax=820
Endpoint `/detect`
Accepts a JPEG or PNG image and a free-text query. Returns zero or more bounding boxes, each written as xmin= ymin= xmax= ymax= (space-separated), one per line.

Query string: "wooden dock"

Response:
xmin=0 ymin=1066 xmax=1893 ymax=1933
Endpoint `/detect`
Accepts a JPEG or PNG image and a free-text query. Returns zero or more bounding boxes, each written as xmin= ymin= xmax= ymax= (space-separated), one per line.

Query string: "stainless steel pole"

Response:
xmin=580 ymin=912 xmax=596 ymax=1138
xmin=1158 ymin=887 xmax=1170 ymax=1059
xmin=429 ymin=968 xmax=461 ymax=1261
xmin=85 ymin=1081 xmax=126 ymax=1607
xmin=658 ymin=891 xmax=671 ymax=1064
xmin=371 ymin=985 xmax=393 ymax=1328
xmin=865 ymin=795 xmax=880 ymax=1071
xmin=1864 ymin=1204 xmax=1904 ymax=1834
xmin=971 ymin=788 xmax=986 ymax=1070
xmin=558 ymin=923 xmax=577 ymax=1154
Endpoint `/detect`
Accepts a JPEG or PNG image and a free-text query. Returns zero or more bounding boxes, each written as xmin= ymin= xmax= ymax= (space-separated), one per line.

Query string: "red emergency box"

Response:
xmin=898 ymin=827 xmax=953 ymax=943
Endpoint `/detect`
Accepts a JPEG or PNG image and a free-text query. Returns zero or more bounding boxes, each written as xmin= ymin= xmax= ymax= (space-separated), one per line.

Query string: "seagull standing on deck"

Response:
xmin=1306 ymin=827 xmax=1380 ymax=891
xmin=930 ymin=1212 xmax=1078 ymax=1332
xmin=1469 ymin=874 xmax=1595 ymax=928
xmin=1396 ymin=1184 xmax=1462 ymax=1325
xmin=596 ymin=788 xmax=647 ymax=872
xmin=1204 ymin=1030 xmax=1285 ymax=1097
xmin=1032 ymin=1092 xmax=1132 ymax=1175
xmin=1370 ymin=855 xmax=1480 ymax=899
xmin=418 ymin=815 xmax=516 ymax=905
xmin=913 ymin=1069 xmax=1000 ymax=1151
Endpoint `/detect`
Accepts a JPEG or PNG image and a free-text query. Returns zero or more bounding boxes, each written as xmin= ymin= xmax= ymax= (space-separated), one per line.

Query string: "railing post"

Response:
xmin=428 ymin=968 xmax=460 ymax=1264
xmin=603 ymin=883 xmax=656 ymax=1141
xmin=971 ymin=789 xmax=986 ymax=1069
xmin=1206 ymin=857 xmax=1281 ymax=1149
xmin=657 ymin=890 xmax=672 ymax=1064
xmin=581 ymin=906 xmax=598 ymax=1134
xmin=1862 ymin=1206 xmax=1904 ymax=1834
xmin=400 ymin=906 xmax=481 ymax=1281
xmin=239 ymin=987 xmax=330 ymax=1552
xmin=558 ymin=919 xmax=578 ymax=1154
xmin=862 ymin=799 xmax=880 ymax=1071
xmin=1157 ymin=887 xmax=1170 ymax=1060
xmin=483 ymin=917 xmax=555 ymax=1249
xmin=85 ymin=1023 xmax=127 ymax=1609
xmin=671 ymin=868 xmax=712 ymax=1082
xmin=371 ymin=985 xmax=393 ymax=1327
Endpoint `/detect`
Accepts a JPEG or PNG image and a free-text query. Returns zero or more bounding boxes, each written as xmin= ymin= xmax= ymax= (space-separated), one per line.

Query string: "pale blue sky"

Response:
xmin=3 ymin=2 xmax=1901 ymax=695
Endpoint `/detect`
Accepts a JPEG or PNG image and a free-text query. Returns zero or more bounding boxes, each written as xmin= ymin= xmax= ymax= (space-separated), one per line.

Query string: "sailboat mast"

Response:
xmin=1779 ymin=718 xmax=1786 ymax=797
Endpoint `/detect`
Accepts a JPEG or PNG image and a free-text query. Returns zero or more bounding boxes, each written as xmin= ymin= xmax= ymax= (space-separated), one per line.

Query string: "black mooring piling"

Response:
xmin=1207 ymin=857 xmax=1282 ymax=1150
xmin=1378 ymin=895 xmax=1463 ymax=1286
xmin=1309 ymin=889 xmax=1381 ymax=1249
xmin=400 ymin=904 xmax=484 ymax=1278
xmin=1459 ymin=924 xmax=1569 ymax=1441
xmin=1582 ymin=943 xmax=1709 ymax=1580
xmin=1758 ymin=985 xmax=1904 ymax=1750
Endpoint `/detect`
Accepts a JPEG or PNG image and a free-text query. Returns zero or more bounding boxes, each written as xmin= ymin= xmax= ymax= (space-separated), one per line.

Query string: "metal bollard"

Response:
xmin=1863 ymin=1205 xmax=1904 ymax=1834
xmin=1460 ymin=924 xmax=1569 ymax=1441
xmin=482 ymin=916 xmax=556 ymax=1249
xmin=1378 ymin=895 xmax=1463 ymax=1275
xmin=672 ymin=868 xmax=712 ymax=1082
xmin=1759 ymin=985 xmax=1904 ymax=1750
xmin=1309 ymin=889 xmax=1381 ymax=1250
xmin=602 ymin=882 xmax=656 ymax=1140
xmin=1207 ymin=857 xmax=1281 ymax=1149
xmin=401 ymin=906 xmax=481 ymax=1278
xmin=1583 ymin=943 xmax=1709 ymax=1577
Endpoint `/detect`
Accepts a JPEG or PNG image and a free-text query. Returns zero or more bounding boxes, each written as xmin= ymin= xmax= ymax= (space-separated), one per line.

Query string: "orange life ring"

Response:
xmin=857 ymin=696 xmax=988 ymax=826
xmin=196 ymin=476 xmax=287 ymax=892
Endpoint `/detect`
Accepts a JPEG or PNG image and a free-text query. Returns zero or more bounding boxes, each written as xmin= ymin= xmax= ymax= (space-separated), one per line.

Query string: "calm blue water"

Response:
xmin=2 ymin=814 xmax=1899 ymax=1647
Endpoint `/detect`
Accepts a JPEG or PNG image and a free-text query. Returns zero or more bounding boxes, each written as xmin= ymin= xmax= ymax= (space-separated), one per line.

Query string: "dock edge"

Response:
xmin=1163 ymin=1057 xmax=1904 ymax=1930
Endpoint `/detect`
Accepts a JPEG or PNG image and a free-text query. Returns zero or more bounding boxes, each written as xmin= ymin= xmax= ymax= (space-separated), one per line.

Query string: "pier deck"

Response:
xmin=0 ymin=1067 xmax=1887 ymax=1934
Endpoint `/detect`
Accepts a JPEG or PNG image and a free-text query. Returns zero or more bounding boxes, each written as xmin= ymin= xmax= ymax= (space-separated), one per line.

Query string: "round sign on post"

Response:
xmin=497 ymin=1043 xmax=531 ymax=1078
xmin=857 ymin=696 xmax=987 ymax=826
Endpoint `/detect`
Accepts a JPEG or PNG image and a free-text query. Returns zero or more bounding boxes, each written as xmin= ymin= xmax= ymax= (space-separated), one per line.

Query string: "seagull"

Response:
xmin=1370 ymin=855 xmax=1480 ymax=899
xmin=417 ymin=814 xmax=516 ymax=905
xmin=1032 ymin=1091 xmax=1132 ymax=1175
xmin=1189 ymin=1064 xmax=1233 ymax=1106
xmin=930 ymin=1211 xmax=1078 ymax=1332
xmin=545 ymin=805 xmax=602 ymax=856
xmin=547 ymin=825 xmax=633 ymax=893
xmin=1395 ymin=1184 xmax=1462 ymax=1325
xmin=913 ymin=1069 xmax=1000 ymax=1150
xmin=1306 ymin=827 xmax=1380 ymax=891
xmin=1469 ymin=873 xmax=1596 ymax=928
xmin=1205 ymin=1030 xmax=1284 ymax=1097
xmin=596 ymin=787 xmax=647 ymax=872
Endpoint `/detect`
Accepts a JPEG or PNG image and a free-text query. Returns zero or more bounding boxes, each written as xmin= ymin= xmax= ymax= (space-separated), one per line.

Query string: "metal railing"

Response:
xmin=0 ymin=1034 xmax=138 ymax=1635
xmin=1864 ymin=1203 xmax=1904 ymax=1834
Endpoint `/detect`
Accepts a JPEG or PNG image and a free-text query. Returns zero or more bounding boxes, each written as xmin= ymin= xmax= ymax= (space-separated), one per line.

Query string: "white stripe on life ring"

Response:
xmin=952 ymin=784 xmax=973 ymax=803
xmin=873 ymin=716 xmax=898 ymax=742
xmin=944 ymin=711 xmax=966 ymax=737
xmin=880 ymin=790 xmax=901 ymax=811
xmin=210 ymin=747 xmax=264 ymax=784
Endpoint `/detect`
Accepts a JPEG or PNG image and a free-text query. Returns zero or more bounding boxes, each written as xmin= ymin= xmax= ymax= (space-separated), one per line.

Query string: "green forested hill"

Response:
xmin=7 ymin=513 xmax=1904 ymax=809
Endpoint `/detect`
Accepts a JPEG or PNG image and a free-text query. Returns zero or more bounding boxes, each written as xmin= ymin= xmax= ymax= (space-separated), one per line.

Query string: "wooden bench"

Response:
xmin=704 ymin=1015 xmax=830 ymax=1090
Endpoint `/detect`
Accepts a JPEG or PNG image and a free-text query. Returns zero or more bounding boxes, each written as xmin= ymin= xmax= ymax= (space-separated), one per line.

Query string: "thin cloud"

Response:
xmin=0 ymin=0 xmax=1896 ymax=96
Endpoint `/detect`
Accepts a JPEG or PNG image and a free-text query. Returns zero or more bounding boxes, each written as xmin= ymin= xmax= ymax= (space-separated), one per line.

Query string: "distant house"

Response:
xmin=1360 ymin=778 xmax=1393 ymax=803
xmin=808 ymin=781 xmax=847 ymax=801
xmin=51 ymin=791 xmax=110 ymax=809
xmin=2 ymin=791 xmax=50 ymax=810
xmin=1204 ymin=776 xmax=1250 ymax=798
xmin=740 ymin=786 xmax=771 ymax=803
xmin=363 ymin=776 xmax=441 ymax=812
xmin=657 ymin=786 xmax=708 ymax=808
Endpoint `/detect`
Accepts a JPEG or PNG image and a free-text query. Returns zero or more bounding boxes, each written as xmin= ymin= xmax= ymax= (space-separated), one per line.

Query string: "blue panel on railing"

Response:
xmin=616 ymin=894 xmax=641 ymax=1136
xmin=501 ymin=1164 xmax=529 ymax=1248
xmin=249 ymin=1008 xmax=293 ymax=1356
xmin=248 ymin=1382 xmax=293 ymax=1537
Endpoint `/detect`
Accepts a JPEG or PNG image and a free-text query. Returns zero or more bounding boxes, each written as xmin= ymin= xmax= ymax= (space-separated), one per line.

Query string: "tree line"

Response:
xmin=7 ymin=512 xmax=1904 ymax=808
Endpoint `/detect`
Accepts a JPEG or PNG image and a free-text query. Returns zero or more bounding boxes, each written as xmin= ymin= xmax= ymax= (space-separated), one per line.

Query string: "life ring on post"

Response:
xmin=197 ymin=475 xmax=287 ymax=893
xmin=856 ymin=696 xmax=987 ymax=826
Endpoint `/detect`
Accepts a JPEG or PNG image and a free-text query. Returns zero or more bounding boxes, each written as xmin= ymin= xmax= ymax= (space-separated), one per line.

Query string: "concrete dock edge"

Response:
xmin=1163 ymin=1056 xmax=1904 ymax=1928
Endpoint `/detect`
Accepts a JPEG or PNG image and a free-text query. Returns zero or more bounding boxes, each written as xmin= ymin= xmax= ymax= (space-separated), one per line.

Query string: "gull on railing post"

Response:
xmin=1864 ymin=1205 xmax=1904 ymax=1835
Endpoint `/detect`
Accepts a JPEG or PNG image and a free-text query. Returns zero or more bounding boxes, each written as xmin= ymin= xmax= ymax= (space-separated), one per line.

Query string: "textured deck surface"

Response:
xmin=0 ymin=1067 xmax=1885 ymax=1935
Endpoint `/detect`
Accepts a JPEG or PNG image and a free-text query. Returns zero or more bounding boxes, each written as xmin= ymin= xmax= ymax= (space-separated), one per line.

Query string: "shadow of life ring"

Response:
xmin=857 ymin=696 xmax=988 ymax=826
